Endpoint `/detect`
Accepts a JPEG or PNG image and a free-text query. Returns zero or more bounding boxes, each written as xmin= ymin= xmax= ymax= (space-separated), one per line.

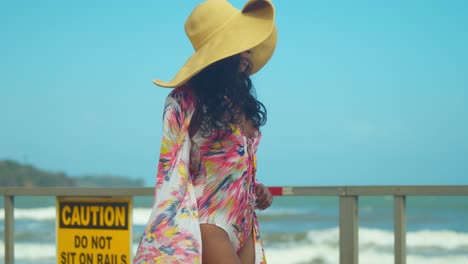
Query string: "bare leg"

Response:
xmin=238 ymin=233 xmax=255 ymax=264
xmin=200 ymin=224 xmax=241 ymax=264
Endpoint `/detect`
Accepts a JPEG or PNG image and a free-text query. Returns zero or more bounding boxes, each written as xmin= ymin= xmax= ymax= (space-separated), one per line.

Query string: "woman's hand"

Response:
xmin=255 ymin=183 xmax=273 ymax=210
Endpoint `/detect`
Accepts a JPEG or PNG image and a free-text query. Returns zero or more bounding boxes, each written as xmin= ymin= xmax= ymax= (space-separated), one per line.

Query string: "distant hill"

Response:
xmin=73 ymin=175 xmax=144 ymax=187
xmin=0 ymin=160 xmax=144 ymax=187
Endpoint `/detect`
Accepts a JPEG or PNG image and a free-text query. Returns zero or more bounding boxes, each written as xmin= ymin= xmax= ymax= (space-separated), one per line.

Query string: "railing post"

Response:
xmin=5 ymin=195 xmax=14 ymax=264
xmin=340 ymin=195 xmax=358 ymax=264
xmin=394 ymin=195 xmax=406 ymax=264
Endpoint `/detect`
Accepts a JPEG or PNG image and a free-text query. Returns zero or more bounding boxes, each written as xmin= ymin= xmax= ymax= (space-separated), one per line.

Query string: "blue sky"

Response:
xmin=1 ymin=0 xmax=467 ymax=186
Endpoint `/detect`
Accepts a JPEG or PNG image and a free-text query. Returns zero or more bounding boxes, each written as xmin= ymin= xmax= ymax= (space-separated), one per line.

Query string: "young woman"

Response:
xmin=135 ymin=0 xmax=277 ymax=263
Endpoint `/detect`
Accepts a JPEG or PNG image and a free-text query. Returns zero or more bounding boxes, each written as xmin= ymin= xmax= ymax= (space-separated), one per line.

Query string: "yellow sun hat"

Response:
xmin=153 ymin=0 xmax=277 ymax=88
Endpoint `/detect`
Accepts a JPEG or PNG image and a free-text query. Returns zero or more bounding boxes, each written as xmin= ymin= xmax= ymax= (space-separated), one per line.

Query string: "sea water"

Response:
xmin=1 ymin=195 xmax=468 ymax=264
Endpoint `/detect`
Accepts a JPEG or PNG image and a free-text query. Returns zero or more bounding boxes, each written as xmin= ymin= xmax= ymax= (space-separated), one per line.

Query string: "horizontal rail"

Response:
xmin=0 ymin=187 xmax=154 ymax=197
xmin=1 ymin=185 xmax=468 ymax=196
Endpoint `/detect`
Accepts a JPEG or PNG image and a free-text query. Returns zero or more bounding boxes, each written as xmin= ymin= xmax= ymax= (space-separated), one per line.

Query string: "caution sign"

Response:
xmin=57 ymin=197 xmax=132 ymax=264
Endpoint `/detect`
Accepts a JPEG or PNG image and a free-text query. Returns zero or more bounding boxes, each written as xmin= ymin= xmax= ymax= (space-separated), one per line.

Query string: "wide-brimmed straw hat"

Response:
xmin=153 ymin=0 xmax=277 ymax=88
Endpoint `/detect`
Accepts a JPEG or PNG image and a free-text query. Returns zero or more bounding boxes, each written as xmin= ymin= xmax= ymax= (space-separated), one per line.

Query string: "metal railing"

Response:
xmin=2 ymin=185 xmax=468 ymax=264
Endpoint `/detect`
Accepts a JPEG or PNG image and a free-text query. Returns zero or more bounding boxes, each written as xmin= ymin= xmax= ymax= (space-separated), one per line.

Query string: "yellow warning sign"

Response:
xmin=57 ymin=197 xmax=132 ymax=264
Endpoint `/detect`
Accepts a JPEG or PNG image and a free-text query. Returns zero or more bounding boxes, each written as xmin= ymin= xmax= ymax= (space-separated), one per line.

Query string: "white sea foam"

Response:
xmin=0 ymin=207 xmax=57 ymax=221
xmin=266 ymin=243 xmax=338 ymax=264
xmin=0 ymin=206 xmax=316 ymax=224
xmin=0 ymin=241 xmax=56 ymax=259
xmin=362 ymin=228 xmax=468 ymax=251
xmin=305 ymin=227 xmax=339 ymax=246
xmin=267 ymin=245 xmax=468 ymax=264
xmin=0 ymin=206 xmax=307 ymax=226
xmin=133 ymin=207 xmax=152 ymax=225
xmin=2 ymin=240 xmax=467 ymax=264
xmin=0 ymin=206 xmax=152 ymax=225
xmin=407 ymin=229 xmax=468 ymax=250
xmin=2 ymin=206 xmax=468 ymax=264
xmin=302 ymin=227 xmax=468 ymax=251
xmin=267 ymin=228 xmax=468 ymax=264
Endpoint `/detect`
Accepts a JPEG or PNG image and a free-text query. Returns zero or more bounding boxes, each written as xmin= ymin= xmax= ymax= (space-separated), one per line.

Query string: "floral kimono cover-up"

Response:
xmin=134 ymin=86 xmax=267 ymax=263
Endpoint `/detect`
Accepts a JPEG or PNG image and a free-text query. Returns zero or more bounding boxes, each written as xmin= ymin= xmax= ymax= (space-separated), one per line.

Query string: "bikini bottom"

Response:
xmin=199 ymin=214 xmax=267 ymax=264
xmin=199 ymin=220 xmax=252 ymax=253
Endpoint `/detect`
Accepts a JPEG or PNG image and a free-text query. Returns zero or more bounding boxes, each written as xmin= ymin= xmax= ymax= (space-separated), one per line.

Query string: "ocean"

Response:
xmin=1 ymin=195 xmax=468 ymax=264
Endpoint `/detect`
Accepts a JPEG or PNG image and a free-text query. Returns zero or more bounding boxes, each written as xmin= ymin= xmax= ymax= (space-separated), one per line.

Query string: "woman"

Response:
xmin=135 ymin=0 xmax=277 ymax=263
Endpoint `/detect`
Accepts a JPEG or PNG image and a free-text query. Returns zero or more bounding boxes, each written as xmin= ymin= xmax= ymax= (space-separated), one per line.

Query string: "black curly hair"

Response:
xmin=189 ymin=53 xmax=267 ymax=138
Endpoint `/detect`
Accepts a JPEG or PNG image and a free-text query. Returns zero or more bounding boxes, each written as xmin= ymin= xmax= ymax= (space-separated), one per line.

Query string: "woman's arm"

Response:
xmin=134 ymin=86 xmax=202 ymax=264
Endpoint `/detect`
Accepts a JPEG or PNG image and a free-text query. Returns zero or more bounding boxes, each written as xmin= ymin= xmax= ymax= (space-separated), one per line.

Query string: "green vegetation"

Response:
xmin=0 ymin=160 xmax=144 ymax=187
xmin=73 ymin=175 xmax=144 ymax=187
